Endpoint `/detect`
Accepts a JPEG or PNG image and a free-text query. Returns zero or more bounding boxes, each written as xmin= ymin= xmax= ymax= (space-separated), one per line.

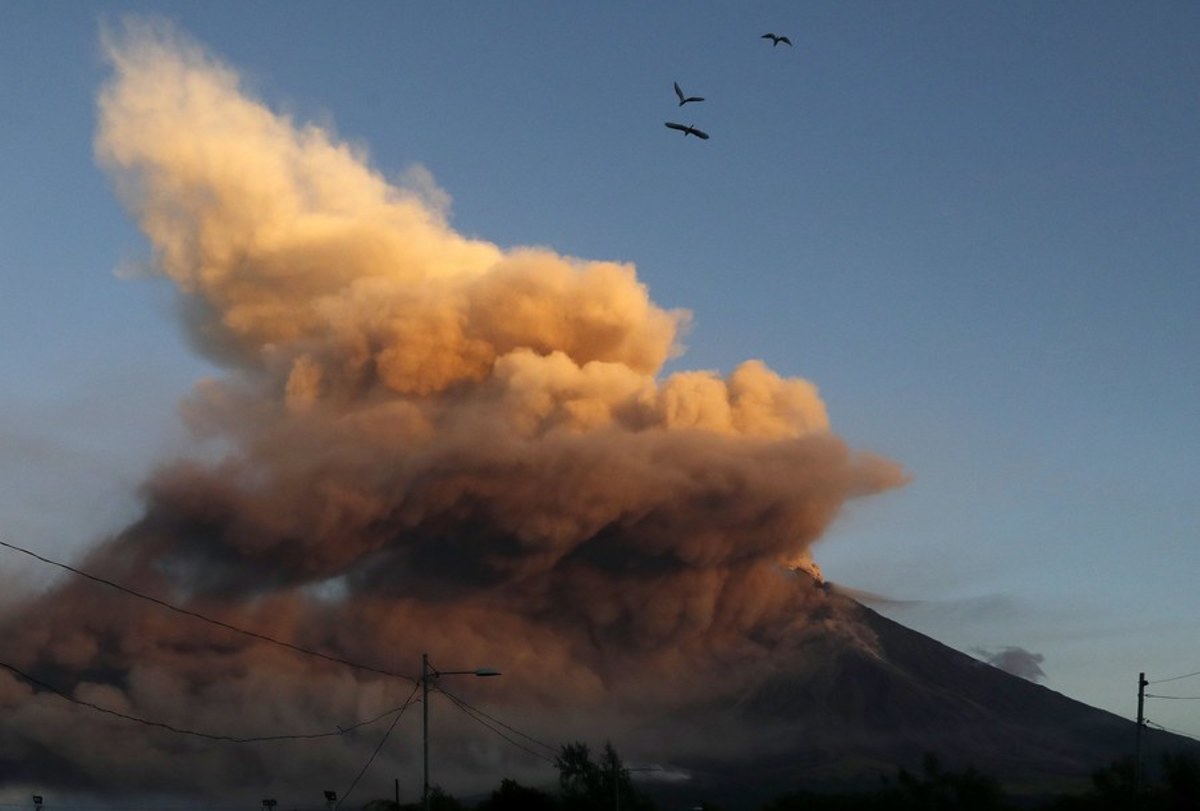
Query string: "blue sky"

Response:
xmin=2 ymin=0 xmax=1199 ymax=745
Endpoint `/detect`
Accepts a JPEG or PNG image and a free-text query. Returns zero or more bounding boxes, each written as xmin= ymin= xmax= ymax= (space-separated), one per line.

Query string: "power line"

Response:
xmin=0 ymin=538 xmax=417 ymax=684
xmin=440 ymin=692 xmax=555 ymax=764
xmin=435 ymin=687 xmax=557 ymax=765
xmin=335 ymin=682 xmax=422 ymax=811
xmin=1145 ymin=693 xmax=1200 ymax=700
xmin=434 ymin=686 xmax=558 ymax=755
xmin=1144 ymin=719 xmax=1200 ymax=743
xmin=1148 ymin=669 xmax=1200 ymax=685
xmin=0 ymin=659 xmax=409 ymax=743
xmin=3 ymin=539 xmax=559 ymax=769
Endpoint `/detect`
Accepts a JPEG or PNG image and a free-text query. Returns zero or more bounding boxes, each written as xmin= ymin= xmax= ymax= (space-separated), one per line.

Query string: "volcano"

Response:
xmin=2 ymin=560 xmax=1193 ymax=807
xmin=4 ymin=22 xmax=1192 ymax=809
xmin=644 ymin=583 xmax=1196 ymax=808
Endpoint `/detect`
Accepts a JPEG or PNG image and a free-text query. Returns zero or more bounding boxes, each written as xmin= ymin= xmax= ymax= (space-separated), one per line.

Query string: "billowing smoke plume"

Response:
xmin=974 ymin=646 xmax=1047 ymax=683
xmin=0 ymin=19 xmax=906 ymax=801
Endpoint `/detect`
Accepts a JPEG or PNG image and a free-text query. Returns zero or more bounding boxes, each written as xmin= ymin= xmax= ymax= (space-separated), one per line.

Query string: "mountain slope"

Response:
xmin=653 ymin=591 xmax=1197 ymax=807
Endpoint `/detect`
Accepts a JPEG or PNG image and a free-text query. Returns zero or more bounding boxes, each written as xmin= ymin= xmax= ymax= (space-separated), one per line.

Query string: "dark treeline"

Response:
xmin=761 ymin=752 xmax=1200 ymax=811
xmin=364 ymin=745 xmax=1200 ymax=811
xmin=364 ymin=742 xmax=651 ymax=811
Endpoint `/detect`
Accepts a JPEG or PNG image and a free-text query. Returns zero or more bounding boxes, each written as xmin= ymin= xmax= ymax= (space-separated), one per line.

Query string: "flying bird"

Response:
xmin=665 ymin=122 xmax=710 ymax=140
xmin=762 ymin=33 xmax=792 ymax=47
xmin=673 ymin=81 xmax=705 ymax=106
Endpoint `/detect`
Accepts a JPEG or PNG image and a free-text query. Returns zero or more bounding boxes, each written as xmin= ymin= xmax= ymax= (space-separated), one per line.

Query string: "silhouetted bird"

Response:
xmin=762 ymin=33 xmax=792 ymax=47
xmin=665 ymin=122 xmax=709 ymax=140
xmin=674 ymin=82 xmax=705 ymax=106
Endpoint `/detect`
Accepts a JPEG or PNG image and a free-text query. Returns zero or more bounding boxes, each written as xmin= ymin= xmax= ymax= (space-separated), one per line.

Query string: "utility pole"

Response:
xmin=422 ymin=653 xmax=430 ymax=811
xmin=421 ymin=653 xmax=501 ymax=811
xmin=1134 ymin=671 xmax=1148 ymax=803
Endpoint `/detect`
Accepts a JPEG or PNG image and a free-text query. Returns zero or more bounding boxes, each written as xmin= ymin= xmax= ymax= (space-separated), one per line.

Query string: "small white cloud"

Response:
xmin=973 ymin=645 xmax=1046 ymax=682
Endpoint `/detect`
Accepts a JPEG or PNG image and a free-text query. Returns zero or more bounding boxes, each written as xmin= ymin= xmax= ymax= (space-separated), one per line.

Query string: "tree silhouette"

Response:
xmin=1159 ymin=751 xmax=1200 ymax=811
xmin=361 ymin=786 xmax=462 ymax=811
xmin=476 ymin=778 xmax=556 ymax=811
xmin=887 ymin=752 xmax=1008 ymax=810
xmin=555 ymin=741 xmax=653 ymax=811
xmin=1087 ymin=756 xmax=1137 ymax=811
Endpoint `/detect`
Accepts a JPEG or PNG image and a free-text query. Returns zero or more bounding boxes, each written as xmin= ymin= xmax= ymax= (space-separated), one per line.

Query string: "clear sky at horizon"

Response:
xmin=2 ymin=0 xmax=1199 ymax=751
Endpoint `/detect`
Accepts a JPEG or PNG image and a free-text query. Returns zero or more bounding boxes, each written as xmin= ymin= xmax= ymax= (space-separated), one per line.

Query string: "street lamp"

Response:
xmin=322 ymin=790 xmax=337 ymax=811
xmin=422 ymin=653 xmax=501 ymax=811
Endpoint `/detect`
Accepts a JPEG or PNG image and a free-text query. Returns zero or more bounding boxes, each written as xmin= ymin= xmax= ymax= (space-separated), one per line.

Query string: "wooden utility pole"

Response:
xmin=1134 ymin=671 xmax=1148 ymax=802
xmin=423 ymin=653 xmax=430 ymax=811
xmin=420 ymin=653 xmax=499 ymax=811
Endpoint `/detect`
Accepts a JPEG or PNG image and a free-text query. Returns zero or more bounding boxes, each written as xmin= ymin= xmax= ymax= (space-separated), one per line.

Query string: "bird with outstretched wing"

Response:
xmin=762 ymin=33 xmax=792 ymax=46
xmin=674 ymin=81 xmax=705 ymax=106
xmin=665 ymin=122 xmax=710 ymax=140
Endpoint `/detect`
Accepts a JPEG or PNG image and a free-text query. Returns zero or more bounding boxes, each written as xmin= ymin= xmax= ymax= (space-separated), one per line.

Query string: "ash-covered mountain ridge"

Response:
xmin=654 ymin=582 xmax=1197 ymax=804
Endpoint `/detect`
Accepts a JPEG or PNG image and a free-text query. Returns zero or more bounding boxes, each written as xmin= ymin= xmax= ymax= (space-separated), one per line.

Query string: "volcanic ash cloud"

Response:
xmin=0 ymin=20 xmax=908 ymax=796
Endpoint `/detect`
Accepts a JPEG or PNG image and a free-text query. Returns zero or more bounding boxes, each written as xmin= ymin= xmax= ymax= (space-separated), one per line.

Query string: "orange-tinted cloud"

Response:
xmin=0 ymin=18 xmax=908 ymax=800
